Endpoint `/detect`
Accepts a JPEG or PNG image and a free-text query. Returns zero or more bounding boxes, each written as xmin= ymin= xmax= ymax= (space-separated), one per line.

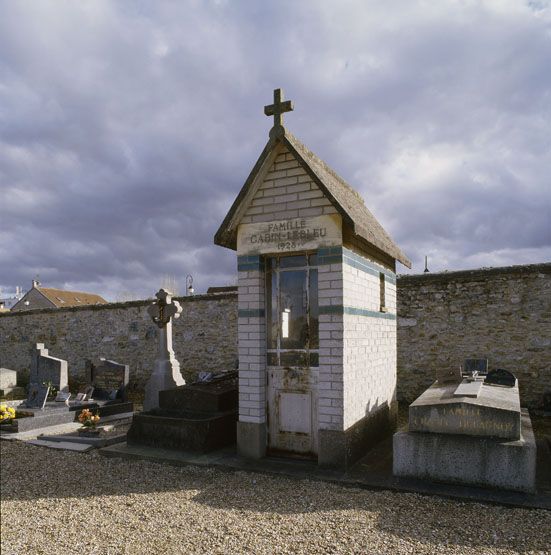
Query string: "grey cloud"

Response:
xmin=1 ymin=0 xmax=550 ymax=299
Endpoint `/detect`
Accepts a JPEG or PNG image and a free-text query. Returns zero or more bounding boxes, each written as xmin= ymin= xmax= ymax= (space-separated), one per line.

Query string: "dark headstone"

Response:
xmin=464 ymin=359 xmax=488 ymax=375
xmin=30 ymin=344 xmax=69 ymax=392
xmin=85 ymin=358 xmax=129 ymax=401
xmin=485 ymin=369 xmax=516 ymax=388
xmin=25 ymin=384 xmax=50 ymax=409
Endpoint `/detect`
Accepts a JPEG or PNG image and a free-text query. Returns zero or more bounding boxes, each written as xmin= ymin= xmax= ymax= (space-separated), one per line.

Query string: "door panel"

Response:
xmin=268 ymin=366 xmax=318 ymax=456
xmin=266 ymin=255 xmax=319 ymax=458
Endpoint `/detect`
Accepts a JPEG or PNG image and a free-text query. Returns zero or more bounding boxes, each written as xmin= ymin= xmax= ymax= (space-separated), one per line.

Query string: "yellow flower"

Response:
xmin=0 ymin=405 xmax=6 ymax=412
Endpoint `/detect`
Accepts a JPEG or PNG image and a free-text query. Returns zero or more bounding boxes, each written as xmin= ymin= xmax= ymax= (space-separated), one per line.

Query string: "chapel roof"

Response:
xmin=214 ymin=129 xmax=411 ymax=268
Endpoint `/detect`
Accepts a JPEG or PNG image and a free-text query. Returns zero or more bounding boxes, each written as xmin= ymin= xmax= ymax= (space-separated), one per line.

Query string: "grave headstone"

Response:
xmin=85 ymin=358 xmax=129 ymax=401
xmin=25 ymin=384 xmax=50 ymax=409
xmin=144 ymin=289 xmax=184 ymax=411
xmin=29 ymin=343 xmax=69 ymax=392
xmin=463 ymin=358 xmax=488 ymax=375
xmin=0 ymin=367 xmax=18 ymax=393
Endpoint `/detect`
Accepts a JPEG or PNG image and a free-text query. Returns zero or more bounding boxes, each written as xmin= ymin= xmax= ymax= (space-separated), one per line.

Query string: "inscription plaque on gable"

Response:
xmin=237 ymin=214 xmax=342 ymax=255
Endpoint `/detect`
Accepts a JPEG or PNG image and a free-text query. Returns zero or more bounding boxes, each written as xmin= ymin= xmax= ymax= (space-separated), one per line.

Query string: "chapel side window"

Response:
xmin=266 ymin=254 xmax=319 ymax=368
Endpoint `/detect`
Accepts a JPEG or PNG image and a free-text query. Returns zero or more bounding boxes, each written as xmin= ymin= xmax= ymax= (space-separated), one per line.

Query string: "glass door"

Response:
xmin=265 ymin=253 xmax=319 ymax=457
xmin=266 ymin=254 xmax=318 ymax=368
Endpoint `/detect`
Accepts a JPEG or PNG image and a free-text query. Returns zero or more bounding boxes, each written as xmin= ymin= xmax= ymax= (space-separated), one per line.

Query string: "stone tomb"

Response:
xmin=29 ymin=343 xmax=69 ymax=392
xmin=127 ymin=372 xmax=238 ymax=452
xmin=85 ymin=358 xmax=130 ymax=401
xmin=393 ymin=375 xmax=537 ymax=492
xmin=214 ymin=88 xmax=411 ymax=467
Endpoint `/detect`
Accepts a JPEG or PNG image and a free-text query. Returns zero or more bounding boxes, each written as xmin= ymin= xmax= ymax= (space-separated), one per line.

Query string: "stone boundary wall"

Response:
xmin=0 ymin=293 xmax=238 ymax=389
xmin=397 ymin=263 xmax=551 ymax=407
xmin=1 ymin=263 xmax=549 ymax=406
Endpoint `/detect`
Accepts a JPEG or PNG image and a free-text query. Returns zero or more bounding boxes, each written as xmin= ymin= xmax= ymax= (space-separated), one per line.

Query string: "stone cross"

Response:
xmin=264 ymin=88 xmax=294 ymax=129
xmin=144 ymin=289 xmax=185 ymax=411
xmin=147 ymin=289 xmax=181 ymax=328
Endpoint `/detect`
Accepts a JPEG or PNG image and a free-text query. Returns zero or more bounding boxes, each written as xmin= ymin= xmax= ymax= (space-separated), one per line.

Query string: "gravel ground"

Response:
xmin=1 ymin=441 xmax=550 ymax=555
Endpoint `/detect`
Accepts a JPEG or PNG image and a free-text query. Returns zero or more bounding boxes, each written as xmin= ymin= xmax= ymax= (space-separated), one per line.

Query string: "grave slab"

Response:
xmin=408 ymin=380 xmax=521 ymax=440
xmin=27 ymin=439 xmax=94 ymax=452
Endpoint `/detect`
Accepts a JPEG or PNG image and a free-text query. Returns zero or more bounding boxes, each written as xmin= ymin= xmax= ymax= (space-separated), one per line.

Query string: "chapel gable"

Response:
xmin=241 ymin=145 xmax=336 ymax=225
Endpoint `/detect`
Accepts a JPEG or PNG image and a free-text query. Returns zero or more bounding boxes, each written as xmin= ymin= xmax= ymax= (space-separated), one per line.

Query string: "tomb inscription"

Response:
xmin=409 ymin=403 xmax=520 ymax=440
xmin=237 ymin=214 xmax=342 ymax=255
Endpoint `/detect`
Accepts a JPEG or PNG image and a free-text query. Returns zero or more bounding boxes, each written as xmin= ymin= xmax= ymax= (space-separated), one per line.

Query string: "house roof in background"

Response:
xmin=36 ymin=287 xmax=108 ymax=308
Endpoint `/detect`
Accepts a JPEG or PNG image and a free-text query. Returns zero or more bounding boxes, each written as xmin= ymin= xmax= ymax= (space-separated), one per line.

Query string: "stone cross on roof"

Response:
xmin=147 ymin=288 xmax=182 ymax=328
xmin=264 ymin=88 xmax=294 ymax=134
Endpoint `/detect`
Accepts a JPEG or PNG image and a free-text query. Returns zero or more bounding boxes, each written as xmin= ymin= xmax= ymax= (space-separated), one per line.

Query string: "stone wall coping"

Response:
xmin=398 ymin=263 xmax=550 ymax=286
xmin=0 ymin=291 xmax=238 ymax=318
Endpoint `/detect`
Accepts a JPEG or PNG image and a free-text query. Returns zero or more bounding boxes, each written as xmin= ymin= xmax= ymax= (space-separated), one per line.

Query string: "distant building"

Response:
xmin=0 ymin=286 xmax=24 ymax=311
xmin=11 ymin=280 xmax=108 ymax=312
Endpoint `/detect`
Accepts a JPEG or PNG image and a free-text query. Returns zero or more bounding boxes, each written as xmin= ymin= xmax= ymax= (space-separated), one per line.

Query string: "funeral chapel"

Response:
xmin=215 ymin=89 xmax=411 ymax=467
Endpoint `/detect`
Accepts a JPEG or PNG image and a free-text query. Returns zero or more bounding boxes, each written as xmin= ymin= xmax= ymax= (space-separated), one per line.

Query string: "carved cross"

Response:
xmin=147 ymin=289 xmax=182 ymax=328
xmin=264 ymin=88 xmax=294 ymax=129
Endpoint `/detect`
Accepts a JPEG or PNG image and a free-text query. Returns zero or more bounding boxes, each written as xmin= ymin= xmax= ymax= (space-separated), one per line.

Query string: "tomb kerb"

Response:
xmin=215 ymin=88 xmax=411 ymax=467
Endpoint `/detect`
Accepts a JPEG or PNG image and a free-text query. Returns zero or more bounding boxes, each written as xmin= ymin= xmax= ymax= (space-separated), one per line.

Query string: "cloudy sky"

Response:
xmin=1 ymin=0 xmax=550 ymax=301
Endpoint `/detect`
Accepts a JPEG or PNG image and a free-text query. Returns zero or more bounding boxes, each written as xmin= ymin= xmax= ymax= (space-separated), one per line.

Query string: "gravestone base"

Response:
xmin=0 ymin=386 xmax=25 ymax=397
xmin=128 ymin=410 xmax=236 ymax=452
xmin=237 ymin=421 xmax=266 ymax=459
xmin=143 ymin=359 xmax=185 ymax=412
xmin=0 ymin=400 xmax=134 ymax=433
xmin=1 ymin=404 xmax=76 ymax=433
xmin=318 ymin=401 xmax=397 ymax=468
xmin=393 ymin=410 xmax=537 ymax=493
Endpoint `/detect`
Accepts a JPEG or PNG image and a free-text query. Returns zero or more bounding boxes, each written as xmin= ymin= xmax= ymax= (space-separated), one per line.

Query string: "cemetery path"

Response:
xmin=1 ymin=440 xmax=550 ymax=555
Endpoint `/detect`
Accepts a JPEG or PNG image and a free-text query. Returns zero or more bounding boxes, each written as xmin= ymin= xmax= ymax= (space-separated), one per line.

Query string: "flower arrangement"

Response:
xmin=0 ymin=404 xmax=16 ymax=423
xmin=78 ymin=408 xmax=100 ymax=428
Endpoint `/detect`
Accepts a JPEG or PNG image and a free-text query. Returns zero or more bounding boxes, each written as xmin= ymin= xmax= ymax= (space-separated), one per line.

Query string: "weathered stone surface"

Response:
xmin=393 ymin=410 xmax=537 ymax=493
xmin=409 ymin=380 xmax=521 ymax=440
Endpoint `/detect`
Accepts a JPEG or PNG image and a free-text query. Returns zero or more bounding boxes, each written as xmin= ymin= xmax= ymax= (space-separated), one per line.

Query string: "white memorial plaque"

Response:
xmin=237 ymin=214 xmax=342 ymax=255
